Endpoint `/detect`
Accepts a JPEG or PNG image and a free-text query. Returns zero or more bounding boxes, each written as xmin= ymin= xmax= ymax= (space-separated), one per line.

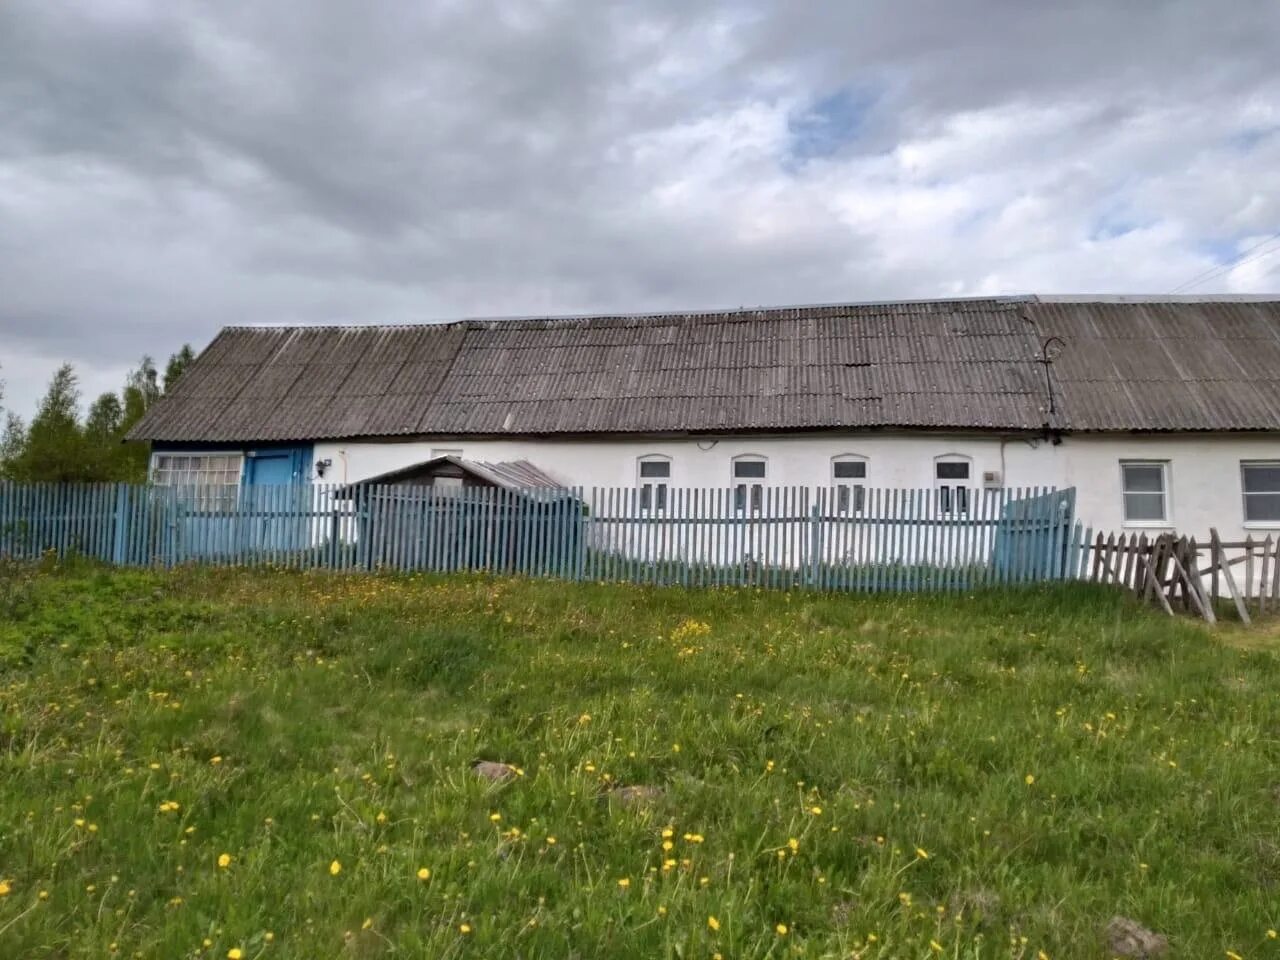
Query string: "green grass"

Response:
xmin=1 ymin=564 xmax=1279 ymax=959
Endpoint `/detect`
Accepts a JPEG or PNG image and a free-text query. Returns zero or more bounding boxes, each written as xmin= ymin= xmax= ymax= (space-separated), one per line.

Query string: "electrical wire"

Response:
xmin=1170 ymin=229 xmax=1280 ymax=293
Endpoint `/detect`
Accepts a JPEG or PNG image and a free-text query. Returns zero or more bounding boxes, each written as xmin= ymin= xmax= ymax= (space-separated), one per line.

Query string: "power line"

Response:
xmin=1170 ymin=229 xmax=1280 ymax=293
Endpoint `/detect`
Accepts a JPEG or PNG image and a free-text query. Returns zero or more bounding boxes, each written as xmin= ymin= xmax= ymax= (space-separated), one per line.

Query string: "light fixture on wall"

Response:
xmin=315 ymin=458 xmax=333 ymax=478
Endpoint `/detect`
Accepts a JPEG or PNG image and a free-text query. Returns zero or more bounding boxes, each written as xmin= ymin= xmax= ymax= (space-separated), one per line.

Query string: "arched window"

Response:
xmin=732 ymin=455 xmax=767 ymax=513
xmin=831 ymin=455 xmax=868 ymax=513
xmin=637 ymin=455 xmax=671 ymax=511
xmin=934 ymin=454 xmax=972 ymax=515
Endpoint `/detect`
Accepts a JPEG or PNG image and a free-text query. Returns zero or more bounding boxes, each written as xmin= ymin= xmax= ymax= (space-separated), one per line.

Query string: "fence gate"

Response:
xmin=992 ymin=487 xmax=1076 ymax=581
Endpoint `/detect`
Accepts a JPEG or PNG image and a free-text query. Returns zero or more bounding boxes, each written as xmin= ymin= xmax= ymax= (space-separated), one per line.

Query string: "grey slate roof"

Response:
xmin=128 ymin=296 xmax=1280 ymax=442
xmin=342 ymin=456 xmax=565 ymax=490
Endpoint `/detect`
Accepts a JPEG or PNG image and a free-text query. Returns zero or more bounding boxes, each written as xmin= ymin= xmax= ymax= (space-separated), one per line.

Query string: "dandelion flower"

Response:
xmin=217 ymin=853 xmax=232 ymax=869
xmin=0 ymin=880 xmax=10 ymax=897
xmin=1225 ymin=952 xmax=1243 ymax=960
xmin=617 ymin=878 xmax=630 ymax=889
xmin=1269 ymin=930 xmax=1278 ymax=939
xmin=227 ymin=949 xmax=243 ymax=959
xmin=38 ymin=890 xmax=49 ymax=901
xmin=417 ymin=867 xmax=431 ymax=880
xmin=915 ymin=847 xmax=929 ymax=860
xmin=264 ymin=932 xmax=274 ymax=943
xmin=787 ymin=838 xmax=800 ymax=853
xmin=375 ymin=811 xmax=388 ymax=825
xmin=329 ymin=859 xmax=342 ymax=876
xmin=708 ymin=916 xmax=720 ymax=932
xmin=775 ymin=923 xmax=788 ymax=935
xmin=459 ymin=923 xmax=472 ymax=934
xmin=489 ymin=812 xmax=502 ymax=823
xmin=546 ymin=836 xmax=557 ymax=845
xmin=930 ymin=941 xmax=944 ymax=953
xmin=810 ymin=806 xmax=822 ymax=815
xmin=362 ymin=918 xmax=373 ymax=930
xmin=1024 ymin=774 xmax=1036 ymax=786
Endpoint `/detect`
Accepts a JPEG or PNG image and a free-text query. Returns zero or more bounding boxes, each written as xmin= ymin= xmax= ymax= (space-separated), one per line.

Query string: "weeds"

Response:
xmin=0 ymin=568 xmax=1278 ymax=958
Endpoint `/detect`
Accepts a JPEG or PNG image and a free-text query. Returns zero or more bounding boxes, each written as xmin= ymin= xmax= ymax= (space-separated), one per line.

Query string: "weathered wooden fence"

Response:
xmin=0 ymin=481 xmax=1078 ymax=592
xmin=1076 ymin=528 xmax=1280 ymax=623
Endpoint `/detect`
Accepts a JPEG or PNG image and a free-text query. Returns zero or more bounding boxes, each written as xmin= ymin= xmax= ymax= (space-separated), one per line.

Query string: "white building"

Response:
xmin=130 ymin=295 xmax=1280 ymax=544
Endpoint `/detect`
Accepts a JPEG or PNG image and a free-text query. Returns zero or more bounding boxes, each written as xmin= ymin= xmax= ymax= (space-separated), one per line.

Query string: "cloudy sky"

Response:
xmin=3 ymin=1 xmax=1280 ymax=417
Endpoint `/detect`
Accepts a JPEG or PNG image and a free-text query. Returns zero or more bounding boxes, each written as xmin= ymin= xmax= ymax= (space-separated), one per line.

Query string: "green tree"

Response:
xmin=14 ymin=364 xmax=92 ymax=482
xmin=0 ymin=413 xmax=23 ymax=481
xmin=163 ymin=345 xmax=195 ymax=394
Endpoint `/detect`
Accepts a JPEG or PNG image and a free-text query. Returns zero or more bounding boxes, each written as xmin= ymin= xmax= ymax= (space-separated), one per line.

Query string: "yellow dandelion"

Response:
xmin=1225 ymin=952 xmax=1243 ymax=960
xmin=930 ymin=940 xmax=944 ymax=953
xmin=361 ymin=918 xmax=373 ymax=930
xmin=775 ymin=923 xmax=789 ymax=935
xmin=708 ymin=916 xmax=721 ymax=932
xmin=1024 ymin=774 xmax=1036 ymax=786
xmin=459 ymin=923 xmax=472 ymax=934
xmin=210 ymin=756 xmax=222 ymax=765
xmin=787 ymin=837 xmax=800 ymax=853
xmin=489 ymin=812 xmax=502 ymax=823
xmin=657 ymin=905 xmax=667 ymax=917
xmin=375 ymin=811 xmax=388 ymax=825
xmin=1268 ymin=930 xmax=1278 ymax=939
xmin=217 ymin=853 xmax=232 ymax=869
xmin=264 ymin=932 xmax=274 ymax=943
xmin=546 ymin=836 xmax=557 ymax=845
xmin=0 ymin=880 xmax=11 ymax=897
xmin=38 ymin=890 xmax=49 ymax=901
xmin=329 ymin=859 xmax=342 ymax=876
xmin=227 ymin=949 xmax=243 ymax=960
xmin=617 ymin=878 xmax=630 ymax=889
xmin=810 ymin=806 xmax=822 ymax=815
xmin=915 ymin=847 xmax=929 ymax=860
xmin=417 ymin=867 xmax=431 ymax=880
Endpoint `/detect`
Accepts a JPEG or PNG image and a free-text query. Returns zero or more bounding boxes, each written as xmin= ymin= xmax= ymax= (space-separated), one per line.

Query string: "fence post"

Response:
xmin=808 ymin=502 xmax=821 ymax=588
xmin=110 ymin=483 xmax=127 ymax=566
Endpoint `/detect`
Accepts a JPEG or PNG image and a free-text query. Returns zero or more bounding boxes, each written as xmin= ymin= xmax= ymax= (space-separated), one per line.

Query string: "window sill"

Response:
xmin=1242 ymin=522 xmax=1280 ymax=531
xmin=1121 ymin=522 xmax=1174 ymax=530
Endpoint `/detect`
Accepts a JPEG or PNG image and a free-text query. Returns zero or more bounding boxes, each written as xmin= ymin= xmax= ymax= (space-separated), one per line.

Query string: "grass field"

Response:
xmin=1 ymin=563 xmax=1279 ymax=959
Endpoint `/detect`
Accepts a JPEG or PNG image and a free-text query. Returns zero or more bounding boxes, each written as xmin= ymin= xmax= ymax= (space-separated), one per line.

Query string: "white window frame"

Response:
xmin=732 ymin=455 xmax=767 ymax=513
xmin=1120 ymin=460 xmax=1171 ymax=527
xmin=150 ymin=451 xmax=243 ymax=510
xmin=1241 ymin=460 xmax=1280 ymax=527
xmin=831 ymin=454 xmax=868 ymax=514
xmin=934 ymin=454 xmax=972 ymax=516
xmin=637 ymin=455 xmax=671 ymax=512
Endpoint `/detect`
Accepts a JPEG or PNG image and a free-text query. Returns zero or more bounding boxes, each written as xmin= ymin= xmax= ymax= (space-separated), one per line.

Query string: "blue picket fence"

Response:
xmin=0 ymin=481 xmax=1080 ymax=591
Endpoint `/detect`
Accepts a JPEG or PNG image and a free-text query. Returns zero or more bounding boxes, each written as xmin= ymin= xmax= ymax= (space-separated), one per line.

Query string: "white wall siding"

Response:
xmin=313 ymin=432 xmax=1280 ymax=542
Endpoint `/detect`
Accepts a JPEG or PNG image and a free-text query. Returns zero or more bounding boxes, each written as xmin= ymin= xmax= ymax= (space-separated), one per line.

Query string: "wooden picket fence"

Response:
xmin=1078 ymin=528 xmax=1280 ymax=623
xmin=0 ymin=481 xmax=1079 ymax=593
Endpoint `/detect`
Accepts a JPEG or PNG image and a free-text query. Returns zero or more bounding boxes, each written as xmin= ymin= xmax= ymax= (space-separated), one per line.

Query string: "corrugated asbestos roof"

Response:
xmin=127 ymin=297 xmax=1280 ymax=442
xmin=339 ymin=456 xmax=565 ymax=492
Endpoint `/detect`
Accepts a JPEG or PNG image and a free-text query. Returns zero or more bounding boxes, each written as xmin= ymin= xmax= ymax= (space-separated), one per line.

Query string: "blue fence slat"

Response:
xmin=1 ymin=480 xmax=1084 ymax=594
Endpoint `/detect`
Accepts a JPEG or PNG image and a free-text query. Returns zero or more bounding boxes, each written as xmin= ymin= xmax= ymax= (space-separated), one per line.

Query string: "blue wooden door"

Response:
xmin=243 ymin=448 xmax=311 ymax=554
xmin=245 ymin=451 xmax=297 ymax=485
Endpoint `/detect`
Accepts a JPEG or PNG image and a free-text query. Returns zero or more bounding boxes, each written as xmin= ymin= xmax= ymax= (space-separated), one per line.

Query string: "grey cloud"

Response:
xmin=1 ymin=0 xmax=1279 ymax=416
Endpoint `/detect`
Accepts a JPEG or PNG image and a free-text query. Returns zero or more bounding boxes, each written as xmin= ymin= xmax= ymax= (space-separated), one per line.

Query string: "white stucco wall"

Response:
xmin=312 ymin=432 xmax=1280 ymax=540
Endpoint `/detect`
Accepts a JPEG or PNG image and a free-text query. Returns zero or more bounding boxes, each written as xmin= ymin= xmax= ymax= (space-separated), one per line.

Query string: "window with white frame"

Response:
xmin=934 ymin=455 xmax=971 ymax=515
xmin=1120 ymin=461 xmax=1169 ymax=524
xmin=1241 ymin=461 xmax=1280 ymax=524
xmin=831 ymin=455 xmax=867 ymax=513
xmin=732 ymin=456 xmax=767 ymax=512
xmin=151 ymin=453 xmax=242 ymax=509
xmin=637 ymin=456 xmax=671 ymax=511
